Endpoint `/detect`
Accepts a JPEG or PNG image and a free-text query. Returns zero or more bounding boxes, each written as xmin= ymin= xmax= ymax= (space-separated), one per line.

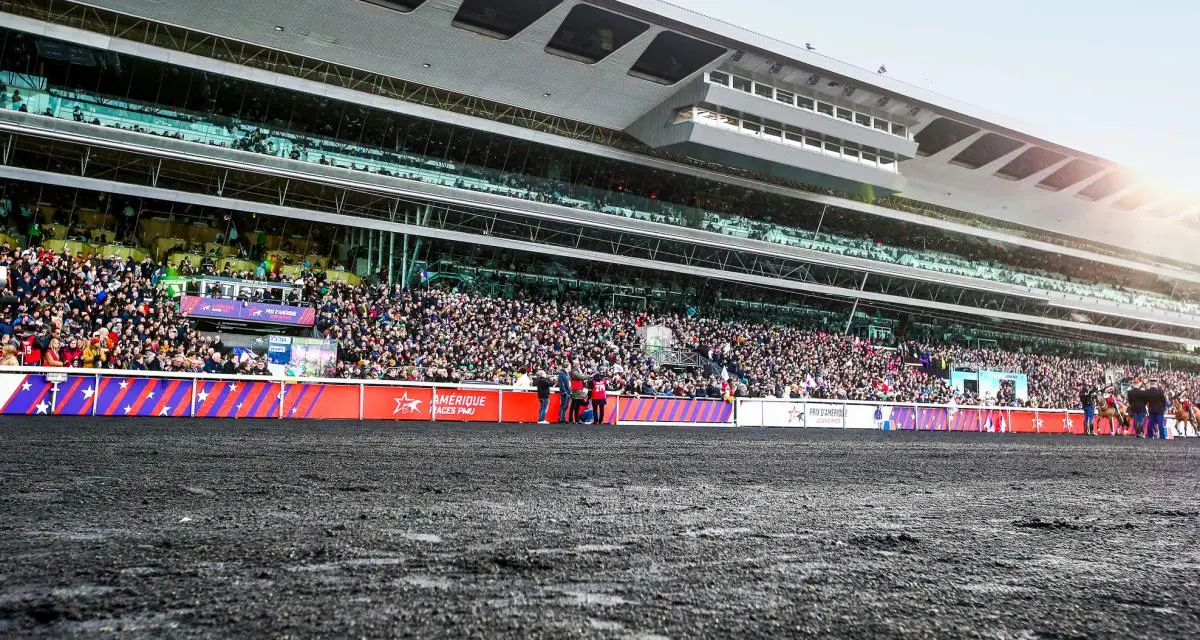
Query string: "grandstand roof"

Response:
xmin=58 ymin=0 xmax=1200 ymax=239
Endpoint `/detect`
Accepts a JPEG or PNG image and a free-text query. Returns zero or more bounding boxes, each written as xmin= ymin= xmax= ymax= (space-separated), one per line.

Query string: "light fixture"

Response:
xmin=422 ymin=63 xmax=431 ymax=68
xmin=543 ymin=92 xmax=552 ymax=97
xmin=273 ymin=25 xmax=285 ymax=32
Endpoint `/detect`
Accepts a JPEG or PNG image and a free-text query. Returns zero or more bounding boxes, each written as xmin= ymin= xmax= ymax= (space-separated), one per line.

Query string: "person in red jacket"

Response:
xmin=589 ymin=373 xmax=608 ymax=425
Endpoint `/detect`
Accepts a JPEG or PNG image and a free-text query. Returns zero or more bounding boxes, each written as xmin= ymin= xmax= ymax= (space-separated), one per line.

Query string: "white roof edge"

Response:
xmin=617 ymin=0 xmax=1100 ymax=163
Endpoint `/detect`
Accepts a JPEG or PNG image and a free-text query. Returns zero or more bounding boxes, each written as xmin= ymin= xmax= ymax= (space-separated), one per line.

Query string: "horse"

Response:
xmin=1096 ymin=401 xmax=1131 ymax=436
xmin=1171 ymin=403 xmax=1200 ymax=438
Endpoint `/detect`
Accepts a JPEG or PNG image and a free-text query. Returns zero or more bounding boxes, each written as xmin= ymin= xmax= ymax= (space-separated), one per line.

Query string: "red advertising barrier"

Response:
xmin=499 ymin=391 xmax=559 ymax=423
xmin=433 ymin=388 xmax=499 ymax=422
xmin=1 ymin=370 xmax=1192 ymax=440
xmin=283 ymin=382 xmax=360 ymax=420
xmin=362 ymin=386 xmax=433 ymax=420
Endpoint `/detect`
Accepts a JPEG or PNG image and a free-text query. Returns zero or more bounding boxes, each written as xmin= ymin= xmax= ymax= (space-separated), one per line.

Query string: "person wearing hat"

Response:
xmin=1126 ymin=379 xmax=1148 ymax=438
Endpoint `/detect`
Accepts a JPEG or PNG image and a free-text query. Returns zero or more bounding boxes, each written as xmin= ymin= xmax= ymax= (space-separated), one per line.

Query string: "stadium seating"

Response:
xmin=9 ymin=80 xmax=1199 ymax=319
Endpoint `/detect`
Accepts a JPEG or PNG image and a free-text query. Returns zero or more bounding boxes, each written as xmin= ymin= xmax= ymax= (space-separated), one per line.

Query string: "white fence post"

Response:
xmin=358 ymin=383 xmax=364 ymax=421
xmin=190 ymin=377 xmax=197 ymax=417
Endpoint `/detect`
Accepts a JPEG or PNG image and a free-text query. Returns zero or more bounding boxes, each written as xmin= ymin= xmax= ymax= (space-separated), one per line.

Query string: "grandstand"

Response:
xmin=6 ymin=4 xmax=1200 ymax=638
xmin=0 ymin=0 xmax=1198 ymax=407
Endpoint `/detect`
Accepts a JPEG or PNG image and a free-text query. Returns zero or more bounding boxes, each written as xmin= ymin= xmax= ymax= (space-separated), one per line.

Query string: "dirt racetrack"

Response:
xmin=1 ymin=419 xmax=1198 ymax=639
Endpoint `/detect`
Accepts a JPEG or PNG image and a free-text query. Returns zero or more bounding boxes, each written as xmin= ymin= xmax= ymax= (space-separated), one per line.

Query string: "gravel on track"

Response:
xmin=1 ymin=418 xmax=1198 ymax=639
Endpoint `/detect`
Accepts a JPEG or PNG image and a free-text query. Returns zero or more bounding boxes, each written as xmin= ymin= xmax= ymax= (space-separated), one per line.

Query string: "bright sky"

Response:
xmin=680 ymin=0 xmax=1199 ymax=197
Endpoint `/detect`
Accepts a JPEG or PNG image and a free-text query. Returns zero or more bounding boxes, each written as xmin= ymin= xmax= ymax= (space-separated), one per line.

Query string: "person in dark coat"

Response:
xmin=1126 ymin=380 xmax=1148 ymax=437
xmin=556 ymin=364 xmax=572 ymax=424
xmin=533 ymin=370 xmax=553 ymax=424
xmin=1144 ymin=380 xmax=1168 ymax=440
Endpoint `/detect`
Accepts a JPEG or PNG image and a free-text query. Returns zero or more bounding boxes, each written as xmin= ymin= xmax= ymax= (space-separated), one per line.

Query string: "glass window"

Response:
xmin=754 ymin=83 xmax=774 ymax=99
xmin=824 ymin=141 xmax=840 ymax=153
xmin=775 ymin=89 xmax=794 ymax=105
xmin=873 ymin=119 xmax=890 ymax=132
xmin=708 ymin=70 xmax=730 ymax=85
xmin=836 ymin=107 xmax=852 ymax=121
xmin=742 ymin=120 xmax=761 ymax=133
xmin=817 ymin=102 xmax=834 ymax=116
xmin=763 ymin=125 xmax=782 ymax=139
xmin=732 ymin=76 xmax=753 ymax=92
xmin=804 ymin=137 xmax=822 ymax=148
xmin=855 ymin=113 xmax=871 ymax=127
xmin=863 ymin=152 xmax=877 ymax=163
xmin=796 ymin=96 xmax=814 ymax=110
xmin=843 ymin=146 xmax=860 ymax=158
xmin=629 ymin=32 xmax=726 ymax=84
xmin=891 ymin=123 xmax=907 ymax=137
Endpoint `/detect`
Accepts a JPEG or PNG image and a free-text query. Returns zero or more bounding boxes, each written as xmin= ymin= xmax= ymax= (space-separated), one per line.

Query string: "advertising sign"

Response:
xmin=179 ymin=295 xmax=316 ymax=327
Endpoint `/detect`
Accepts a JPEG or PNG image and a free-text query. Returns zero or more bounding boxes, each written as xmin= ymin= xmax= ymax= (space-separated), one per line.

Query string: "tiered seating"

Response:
xmin=11 ymin=80 xmax=1198 ymax=319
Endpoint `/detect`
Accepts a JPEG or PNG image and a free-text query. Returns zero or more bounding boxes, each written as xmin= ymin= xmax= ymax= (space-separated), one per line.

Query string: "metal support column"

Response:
xmin=388 ymin=231 xmax=396 ymax=284
xmin=844 ymin=272 xmax=870 ymax=335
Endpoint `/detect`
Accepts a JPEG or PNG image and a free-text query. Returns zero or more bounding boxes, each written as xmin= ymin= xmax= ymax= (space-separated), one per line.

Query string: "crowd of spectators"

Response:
xmin=1 ymin=236 xmax=1199 ymax=409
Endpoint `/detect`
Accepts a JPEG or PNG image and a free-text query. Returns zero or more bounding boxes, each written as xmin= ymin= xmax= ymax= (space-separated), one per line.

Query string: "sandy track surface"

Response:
xmin=1 ymin=419 xmax=1198 ymax=638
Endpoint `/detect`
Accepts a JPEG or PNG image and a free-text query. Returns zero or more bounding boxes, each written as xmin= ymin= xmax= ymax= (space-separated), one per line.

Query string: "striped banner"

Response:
xmin=608 ymin=397 xmax=733 ymax=424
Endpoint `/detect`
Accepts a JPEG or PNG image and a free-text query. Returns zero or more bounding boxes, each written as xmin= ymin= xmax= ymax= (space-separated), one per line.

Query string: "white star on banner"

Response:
xmin=119 ymin=380 xmax=129 ymax=390
xmin=35 ymin=401 xmax=48 ymax=415
xmin=146 ymin=391 xmax=155 ymax=399
xmin=228 ymin=383 xmax=238 ymax=392
xmin=159 ymin=407 xmax=171 ymax=416
xmin=20 ymin=381 xmax=32 ymax=392
xmin=123 ymin=405 xmax=132 ymax=415
xmin=197 ymin=390 xmax=209 ymax=403
xmin=236 ymin=402 xmax=244 ymax=411
xmin=82 ymin=386 xmax=95 ymax=400
xmin=290 ymin=407 xmax=298 ymax=415
xmin=393 ymin=392 xmax=422 ymax=415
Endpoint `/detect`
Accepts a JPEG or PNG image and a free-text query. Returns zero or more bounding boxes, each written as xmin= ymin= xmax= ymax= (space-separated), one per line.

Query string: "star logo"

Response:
xmin=290 ymin=407 xmax=298 ymax=415
xmin=393 ymin=392 xmax=423 ymax=415
xmin=119 ymin=380 xmax=129 ymax=390
xmin=228 ymin=383 xmax=238 ymax=392
xmin=146 ymin=390 xmax=154 ymax=399
xmin=196 ymin=390 xmax=209 ymax=403
xmin=123 ymin=405 xmax=132 ymax=415
xmin=235 ymin=402 xmax=244 ymax=411
xmin=159 ymin=407 xmax=171 ymax=416
xmin=20 ymin=381 xmax=32 ymax=392
xmin=787 ymin=404 xmax=805 ymax=424
xmin=82 ymin=386 xmax=95 ymax=400
xmin=35 ymin=401 xmax=49 ymax=415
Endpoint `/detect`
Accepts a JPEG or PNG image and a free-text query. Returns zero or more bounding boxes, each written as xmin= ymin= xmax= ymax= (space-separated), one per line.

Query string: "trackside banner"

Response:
xmin=734 ymin=398 xmax=1169 ymax=438
xmin=0 ymin=372 xmax=735 ymax=427
xmin=0 ymin=370 xmax=1190 ymax=438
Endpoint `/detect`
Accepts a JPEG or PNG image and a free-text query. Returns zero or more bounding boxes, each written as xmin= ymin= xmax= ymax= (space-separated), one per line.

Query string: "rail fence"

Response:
xmin=0 ymin=368 xmax=1191 ymax=437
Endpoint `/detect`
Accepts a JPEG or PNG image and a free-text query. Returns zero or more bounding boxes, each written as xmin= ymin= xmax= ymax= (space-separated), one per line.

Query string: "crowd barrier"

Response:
xmin=0 ymin=369 xmax=735 ymax=426
xmin=735 ymin=397 xmax=1190 ymax=438
xmin=0 ymin=369 xmax=1191 ymax=437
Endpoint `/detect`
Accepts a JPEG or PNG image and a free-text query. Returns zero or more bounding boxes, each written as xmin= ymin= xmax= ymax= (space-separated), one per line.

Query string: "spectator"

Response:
xmin=533 ymin=370 xmax=553 ymax=424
